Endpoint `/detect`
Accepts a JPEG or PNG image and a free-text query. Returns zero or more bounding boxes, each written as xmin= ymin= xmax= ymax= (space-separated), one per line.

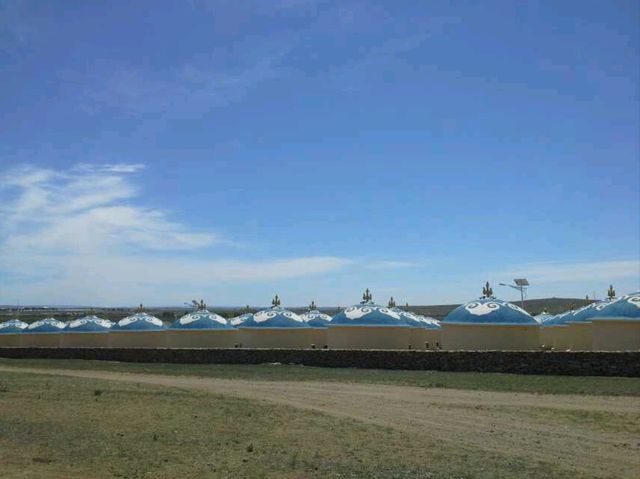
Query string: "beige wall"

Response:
xmin=441 ymin=325 xmax=540 ymax=351
xmin=239 ymin=329 xmax=314 ymax=349
xmin=308 ymin=328 xmax=328 ymax=349
xmin=19 ymin=333 xmax=61 ymax=348
xmin=0 ymin=334 xmax=21 ymax=347
xmin=60 ymin=333 xmax=110 ymax=348
xmin=543 ymin=326 xmax=572 ymax=351
xmin=327 ymin=326 xmax=412 ymax=350
xmin=408 ymin=328 xmax=441 ymax=350
xmin=108 ymin=331 xmax=168 ymax=348
xmin=166 ymin=330 xmax=239 ymax=348
xmin=566 ymin=323 xmax=592 ymax=351
xmin=592 ymin=321 xmax=640 ymax=351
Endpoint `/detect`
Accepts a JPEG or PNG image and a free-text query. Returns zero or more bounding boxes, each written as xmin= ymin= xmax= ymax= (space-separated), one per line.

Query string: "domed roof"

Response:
xmin=172 ymin=303 xmax=233 ymax=330
xmin=230 ymin=313 xmax=253 ymax=327
xmin=562 ymin=300 xmax=613 ymax=324
xmin=66 ymin=315 xmax=113 ymax=332
xmin=330 ymin=291 xmax=411 ymax=328
xmin=25 ymin=317 xmax=66 ymax=333
xmin=115 ymin=308 xmax=165 ymax=331
xmin=300 ymin=301 xmax=332 ymax=328
xmin=442 ymin=285 xmax=537 ymax=325
xmin=544 ymin=309 xmax=574 ymax=326
xmin=239 ymin=296 xmax=309 ymax=329
xmin=591 ymin=292 xmax=640 ymax=321
xmin=0 ymin=318 xmax=28 ymax=333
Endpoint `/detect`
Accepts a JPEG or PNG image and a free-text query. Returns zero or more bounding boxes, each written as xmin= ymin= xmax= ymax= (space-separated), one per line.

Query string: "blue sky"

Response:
xmin=1 ymin=0 xmax=638 ymax=307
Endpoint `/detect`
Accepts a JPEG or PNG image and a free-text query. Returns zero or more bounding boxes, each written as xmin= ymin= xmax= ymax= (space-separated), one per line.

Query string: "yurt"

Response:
xmin=61 ymin=314 xmax=114 ymax=348
xmin=327 ymin=290 xmax=412 ymax=350
xmin=591 ymin=292 xmax=640 ymax=351
xmin=440 ymin=283 xmax=540 ymax=351
xmin=387 ymin=297 xmax=441 ymax=350
xmin=108 ymin=306 xmax=167 ymax=348
xmin=20 ymin=317 xmax=66 ymax=347
xmin=0 ymin=318 xmax=28 ymax=347
xmin=238 ymin=295 xmax=312 ymax=349
xmin=168 ymin=300 xmax=238 ymax=348
xmin=300 ymin=301 xmax=331 ymax=348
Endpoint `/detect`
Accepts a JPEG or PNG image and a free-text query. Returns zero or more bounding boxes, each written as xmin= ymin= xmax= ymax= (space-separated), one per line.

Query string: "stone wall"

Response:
xmin=0 ymin=348 xmax=638 ymax=377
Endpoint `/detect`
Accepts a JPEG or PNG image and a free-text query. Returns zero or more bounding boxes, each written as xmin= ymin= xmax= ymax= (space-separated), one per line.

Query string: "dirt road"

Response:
xmin=2 ymin=366 xmax=638 ymax=478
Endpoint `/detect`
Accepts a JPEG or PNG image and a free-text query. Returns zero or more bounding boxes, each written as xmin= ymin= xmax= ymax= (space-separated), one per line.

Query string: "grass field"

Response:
xmin=1 ymin=359 xmax=639 ymax=478
xmin=1 ymin=357 xmax=639 ymax=396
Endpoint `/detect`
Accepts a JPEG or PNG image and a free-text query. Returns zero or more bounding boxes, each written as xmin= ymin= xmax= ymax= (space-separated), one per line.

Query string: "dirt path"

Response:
xmin=2 ymin=366 xmax=639 ymax=478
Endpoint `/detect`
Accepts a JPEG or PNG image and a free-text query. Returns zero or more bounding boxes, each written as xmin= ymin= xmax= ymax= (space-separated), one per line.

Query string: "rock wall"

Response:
xmin=0 ymin=348 xmax=638 ymax=377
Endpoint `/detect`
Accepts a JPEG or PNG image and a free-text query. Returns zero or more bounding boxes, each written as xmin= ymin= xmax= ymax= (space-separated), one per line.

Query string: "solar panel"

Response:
xmin=514 ymin=278 xmax=529 ymax=286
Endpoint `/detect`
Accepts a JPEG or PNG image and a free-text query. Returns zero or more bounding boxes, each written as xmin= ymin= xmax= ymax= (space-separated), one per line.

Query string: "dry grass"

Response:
xmin=0 ymin=370 xmax=598 ymax=479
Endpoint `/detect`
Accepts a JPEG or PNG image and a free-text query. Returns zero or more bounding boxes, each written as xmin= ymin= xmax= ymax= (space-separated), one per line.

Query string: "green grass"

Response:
xmin=1 ymin=357 xmax=639 ymax=396
xmin=0 ymin=371 xmax=587 ymax=479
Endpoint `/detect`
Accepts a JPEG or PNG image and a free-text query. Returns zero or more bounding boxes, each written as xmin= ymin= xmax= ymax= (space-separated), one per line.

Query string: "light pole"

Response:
xmin=499 ymin=279 xmax=529 ymax=310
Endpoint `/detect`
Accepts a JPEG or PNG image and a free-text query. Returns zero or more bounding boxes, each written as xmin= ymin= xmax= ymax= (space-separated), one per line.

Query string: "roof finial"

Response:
xmin=607 ymin=284 xmax=616 ymax=300
xmin=309 ymin=300 xmax=316 ymax=310
xmin=387 ymin=296 xmax=396 ymax=308
xmin=362 ymin=288 xmax=373 ymax=303
xmin=272 ymin=294 xmax=281 ymax=307
xmin=482 ymin=281 xmax=493 ymax=298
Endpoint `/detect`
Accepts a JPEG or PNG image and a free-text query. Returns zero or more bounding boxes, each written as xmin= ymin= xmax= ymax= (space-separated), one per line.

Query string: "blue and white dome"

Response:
xmin=230 ymin=313 xmax=253 ymax=327
xmin=25 ymin=317 xmax=66 ymax=333
xmin=544 ymin=309 xmax=575 ymax=326
xmin=239 ymin=296 xmax=309 ymax=329
xmin=115 ymin=311 xmax=165 ymax=331
xmin=389 ymin=308 xmax=434 ymax=329
xmin=240 ymin=307 xmax=308 ymax=329
xmin=562 ymin=300 xmax=613 ymax=324
xmin=331 ymin=292 xmax=411 ymax=328
xmin=301 ymin=310 xmax=332 ymax=328
xmin=172 ymin=308 xmax=233 ymax=330
xmin=591 ymin=292 xmax=640 ymax=321
xmin=66 ymin=315 xmax=113 ymax=332
xmin=0 ymin=318 xmax=28 ymax=333
xmin=442 ymin=297 xmax=537 ymax=325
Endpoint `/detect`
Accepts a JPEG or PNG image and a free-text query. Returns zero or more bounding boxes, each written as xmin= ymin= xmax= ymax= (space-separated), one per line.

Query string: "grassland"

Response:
xmin=1 ymin=360 xmax=639 ymax=478
xmin=1 ymin=357 xmax=639 ymax=396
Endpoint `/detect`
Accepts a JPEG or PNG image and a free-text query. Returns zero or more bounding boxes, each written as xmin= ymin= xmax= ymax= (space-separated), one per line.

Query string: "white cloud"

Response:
xmin=498 ymin=260 xmax=640 ymax=284
xmin=0 ymin=163 xmax=352 ymax=304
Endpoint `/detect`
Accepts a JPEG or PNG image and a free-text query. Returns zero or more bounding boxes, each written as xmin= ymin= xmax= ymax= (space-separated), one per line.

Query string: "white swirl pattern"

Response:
xmin=628 ymin=296 xmax=640 ymax=309
xmin=27 ymin=318 xmax=65 ymax=330
xmin=464 ymin=301 xmax=501 ymax=316
xmin=254 ymin=309 xmax=303 ymax=323
xmin=0 ymin=319 xmax=27 ymax=330
xmin=302 ymin=311 xmax=332 ymax=322
xmin=119 ymin=313 xmax=163 ymax=328
xmin=68 ymin=316 xmax=113 ymax=329
xmin=178 ymin=310 xmax=227 ymax=326
xmin=344 ymin=306 xmax=401 ymax=320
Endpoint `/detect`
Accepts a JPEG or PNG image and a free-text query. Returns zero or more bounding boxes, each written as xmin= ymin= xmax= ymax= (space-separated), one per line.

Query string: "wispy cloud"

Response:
xmin=498 ymin=260 xmax=640 ymax=284
xmin=0 ymin=163 xmax=352 ymax=304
